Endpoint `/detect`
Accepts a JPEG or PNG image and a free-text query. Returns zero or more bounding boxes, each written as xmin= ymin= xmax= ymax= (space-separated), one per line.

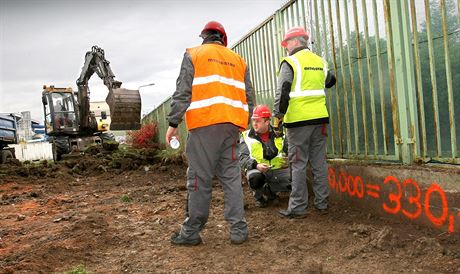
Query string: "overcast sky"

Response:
xmin=0 ymin=0 xmax=287 ymax=121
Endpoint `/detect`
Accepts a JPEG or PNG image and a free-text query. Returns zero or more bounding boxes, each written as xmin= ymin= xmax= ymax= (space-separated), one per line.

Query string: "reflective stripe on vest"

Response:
xmin=242 ymin=130 xmax=287 ymax=170
xmin=187 ymin=96 xmax=249 ymax=112
xmin=282 ymin=49 xmax=329 ymax=123
xmin=193 ymin=74 xmax=246 ymax=90
xmin=289 ymin=89 xmax=325 ymax=98
xmin=185 ymin=44 xmax=249 ymax=130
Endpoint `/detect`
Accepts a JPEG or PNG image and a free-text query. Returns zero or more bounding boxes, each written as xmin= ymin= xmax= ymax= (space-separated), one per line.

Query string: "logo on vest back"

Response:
xmin=208 ymin=58 xmax=235 ymax=67
xmin=304 ymin=67 xmax=323 ymax=71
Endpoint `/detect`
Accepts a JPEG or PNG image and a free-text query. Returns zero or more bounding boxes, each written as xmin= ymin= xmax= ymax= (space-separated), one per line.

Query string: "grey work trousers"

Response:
xmin=179 ymin=123 xmax=248 ymax=242
xmin=286 ymin=124 xmax=329 ymax=213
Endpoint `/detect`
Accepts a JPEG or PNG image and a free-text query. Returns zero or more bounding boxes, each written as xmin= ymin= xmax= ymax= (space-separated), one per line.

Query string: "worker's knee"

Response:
xmin=248 ymin=172 xmax=266 ymax=190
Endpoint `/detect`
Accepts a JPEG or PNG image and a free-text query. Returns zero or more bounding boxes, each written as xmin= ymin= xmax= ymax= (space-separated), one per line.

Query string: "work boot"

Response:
xmin=278 ymin=209 xmax=307 ymax=219
xmin=255 ymin=197 xmax=268 ymax=208
xmin=230 ymin=234 xmax=248 ymax=245
xmin=170 ymin=232 xmax=202 ymax=246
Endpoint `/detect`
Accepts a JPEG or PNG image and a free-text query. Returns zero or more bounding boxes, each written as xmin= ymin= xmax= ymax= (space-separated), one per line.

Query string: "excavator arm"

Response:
xmin=76 ymin=46 xmax=141 ymax=131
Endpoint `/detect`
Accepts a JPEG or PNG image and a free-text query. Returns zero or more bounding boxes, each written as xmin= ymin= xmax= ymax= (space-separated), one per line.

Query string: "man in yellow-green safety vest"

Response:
xmin=239 ymin=105 xmax=291 ymax=208
xmin=273 ymin=27 xmax=337 ymax=219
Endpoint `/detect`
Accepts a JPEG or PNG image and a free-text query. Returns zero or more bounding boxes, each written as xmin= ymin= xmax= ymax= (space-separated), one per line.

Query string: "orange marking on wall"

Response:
xmin=365 ymin=184 xmax=380 ymax=191
xmin=328 ymin=169 xmax=457 ymax=233
xmin=401 ymin=178 xmax=422 ymax=220
xmin=365 ymin=184 xmax=381 ymax=198
xmin=424 ymin=183 xmax=448 ymax=227
xmin=448 ymin=215 xmax=454 ymax=234
xmin=347 ymin=175 xmax=356 ymax=196
xmin=354 ymin=176 xmax=364 ymax=198
xmin=339 ymin=172 xmax=348 ymax=193
xmin=366 ymin=191 xmax=380 ymax=198
xmin=328 ymin=167 xmax=338 ymax=191
xmin=382 ymin=176 xmax=402 ymax=215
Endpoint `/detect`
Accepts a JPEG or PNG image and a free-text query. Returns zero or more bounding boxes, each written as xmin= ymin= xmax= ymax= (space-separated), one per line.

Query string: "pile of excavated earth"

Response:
xmin=1 ymin=146 xmax=459 ymax=273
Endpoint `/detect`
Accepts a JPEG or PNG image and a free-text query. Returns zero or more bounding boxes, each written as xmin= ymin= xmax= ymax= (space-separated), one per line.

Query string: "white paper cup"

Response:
xmin=170 ymin=137 xmax=180 ymax=149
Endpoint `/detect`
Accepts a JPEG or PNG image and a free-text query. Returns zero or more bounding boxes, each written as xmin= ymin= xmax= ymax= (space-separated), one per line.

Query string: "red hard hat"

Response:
xmin=252 ymin=105 xmax=271 ymax=119
xmin=281 ymin=27 xmax=309 ymax=48
xmin=201 ymin=21 xmax=228 ymax=46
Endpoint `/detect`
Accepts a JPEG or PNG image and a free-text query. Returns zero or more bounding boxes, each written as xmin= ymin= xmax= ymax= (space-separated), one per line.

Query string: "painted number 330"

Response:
xmin=383 ymin=176 xmax=448 ymax=227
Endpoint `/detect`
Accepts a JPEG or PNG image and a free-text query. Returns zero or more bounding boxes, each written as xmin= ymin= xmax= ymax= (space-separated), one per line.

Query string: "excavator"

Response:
xmin=42 ymin=45 xmax=141 ymax=161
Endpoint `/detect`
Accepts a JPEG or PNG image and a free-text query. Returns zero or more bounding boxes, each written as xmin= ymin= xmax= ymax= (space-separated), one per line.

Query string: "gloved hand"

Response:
xmin=273 ymin=116 xmax=283 ymax=138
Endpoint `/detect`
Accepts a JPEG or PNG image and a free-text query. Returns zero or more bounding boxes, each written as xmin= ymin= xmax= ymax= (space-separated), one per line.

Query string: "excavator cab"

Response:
xmin=42 ymin=86 xmax=79 ymax=135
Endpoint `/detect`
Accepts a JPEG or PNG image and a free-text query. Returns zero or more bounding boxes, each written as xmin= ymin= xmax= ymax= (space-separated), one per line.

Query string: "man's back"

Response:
xmin=185 ymin=43 xmax=250 ymax=131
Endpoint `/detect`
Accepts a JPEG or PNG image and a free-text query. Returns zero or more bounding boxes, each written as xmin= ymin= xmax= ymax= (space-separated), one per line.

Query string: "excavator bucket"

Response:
xmin=106 ymin=88 xmax=141 ymax=130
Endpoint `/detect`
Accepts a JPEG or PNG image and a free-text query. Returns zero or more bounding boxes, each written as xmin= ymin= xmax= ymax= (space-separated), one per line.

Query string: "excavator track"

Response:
xmin=106 ymin=88 xmax=141 ymax=130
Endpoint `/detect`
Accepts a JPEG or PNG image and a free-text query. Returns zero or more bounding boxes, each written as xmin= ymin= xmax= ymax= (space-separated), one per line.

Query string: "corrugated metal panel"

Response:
xmin=11 ymin=143 xmax=53 ymax=161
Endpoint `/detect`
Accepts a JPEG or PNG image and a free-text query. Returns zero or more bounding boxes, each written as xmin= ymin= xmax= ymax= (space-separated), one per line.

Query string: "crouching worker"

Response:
xmin=239 ymin=105 xmax=291 ymax=208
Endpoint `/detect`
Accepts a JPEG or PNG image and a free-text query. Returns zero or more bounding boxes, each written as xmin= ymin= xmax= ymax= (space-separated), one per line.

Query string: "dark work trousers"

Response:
xmin=247 ymin=168 xmax=291 ymax=200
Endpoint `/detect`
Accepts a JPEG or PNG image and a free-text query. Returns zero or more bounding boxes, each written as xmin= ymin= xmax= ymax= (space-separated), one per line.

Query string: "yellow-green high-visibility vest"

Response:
xmin=242 ymin=130 xmax=287 ymax=170
xmin=281 ymin=49 xmax=329 ymax=124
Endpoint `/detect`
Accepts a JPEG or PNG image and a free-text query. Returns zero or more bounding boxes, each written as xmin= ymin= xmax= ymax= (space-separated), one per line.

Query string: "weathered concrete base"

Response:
xmin=326 ymin=159 xmax=460 ymax=234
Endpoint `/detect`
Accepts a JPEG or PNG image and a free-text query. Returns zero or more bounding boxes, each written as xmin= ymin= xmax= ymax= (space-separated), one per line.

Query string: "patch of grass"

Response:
xmin=157 ymin=149 xmax=185 ymax=165
xmin=120 ymin=194 xmax=131 ymax=203
xmin=63 ymin=264 xmax=88 ymax=274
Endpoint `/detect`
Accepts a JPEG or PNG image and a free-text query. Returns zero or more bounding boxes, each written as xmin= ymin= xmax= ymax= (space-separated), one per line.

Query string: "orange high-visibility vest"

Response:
xmin=185 ymin=44 xmax=249 ymax=131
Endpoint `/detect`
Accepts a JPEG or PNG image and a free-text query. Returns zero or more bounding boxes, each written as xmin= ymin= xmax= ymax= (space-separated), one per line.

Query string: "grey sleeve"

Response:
xmin=325 ymin=69 xmax=337 ymax=88
xmin=244 ymin=67 xmax=255 ymax=123
xmin=239 ymin=135 xmax=257 ymax=172
xmin=167 ymin=52 xmax=194 ymax=127
xmin=273 ymin=61 xmax=293 ymax=118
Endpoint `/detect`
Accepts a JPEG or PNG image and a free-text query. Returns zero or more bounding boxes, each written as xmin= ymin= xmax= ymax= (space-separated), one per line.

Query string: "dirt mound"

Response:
xmin=0 ymin=147 xmax=168 ymax=179
xmin=1 ymin=160 xmax=460 ymax=273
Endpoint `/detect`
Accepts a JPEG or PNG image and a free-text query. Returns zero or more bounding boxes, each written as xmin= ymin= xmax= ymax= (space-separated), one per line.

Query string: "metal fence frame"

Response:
xmin=144 ymin=0 xmax=460 ymax=165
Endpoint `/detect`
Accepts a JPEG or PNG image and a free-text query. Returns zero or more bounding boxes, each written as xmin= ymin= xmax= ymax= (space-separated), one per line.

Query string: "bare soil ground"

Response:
xmin=1 ymin=154 xmax=460 ymax=273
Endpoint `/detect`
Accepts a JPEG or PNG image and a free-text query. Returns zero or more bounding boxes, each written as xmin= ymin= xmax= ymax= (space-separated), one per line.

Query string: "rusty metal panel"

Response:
xmin=268 ymin=20 xmax=278 ymax=100
xmin=335 ymin=0 xmax=352 ymax=157
xmin=372 ymin=0 xmax=389 ymax=156
xmin=410 ymin=0 xmax=428 ymax=158
xmin=424 ymin=0 xmax=442 ymax=157
xmin=440 ymin=0 xmax=457 ymax=159
xmin=410 ymin=0 xmax=460 ymax=163
xmin=327 ymin=0 xmax=343 ymax=156
xmin=388 ymin=0 xmax=420 ymax=164
xmin=362 ymin=0 xmax=379 ymax=156
xmin=383 ymin=0 xmax=401 ymax=161
xmin=352 ymin=0 xmax=369 ymax=156
xmin=318 ymin=0 xmax=334 ymax=154
xmin=343 ymin=0 xmax=360 ymax=155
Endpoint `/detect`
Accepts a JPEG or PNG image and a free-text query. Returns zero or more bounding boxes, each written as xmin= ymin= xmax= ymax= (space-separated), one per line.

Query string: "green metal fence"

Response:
xmin=144 ymin=0 xmax=460 ymax=165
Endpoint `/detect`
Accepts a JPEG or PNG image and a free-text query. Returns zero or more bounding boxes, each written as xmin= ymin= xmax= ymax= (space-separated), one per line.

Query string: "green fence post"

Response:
xmin=388 ymin=0 xmax=420 ymax=164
